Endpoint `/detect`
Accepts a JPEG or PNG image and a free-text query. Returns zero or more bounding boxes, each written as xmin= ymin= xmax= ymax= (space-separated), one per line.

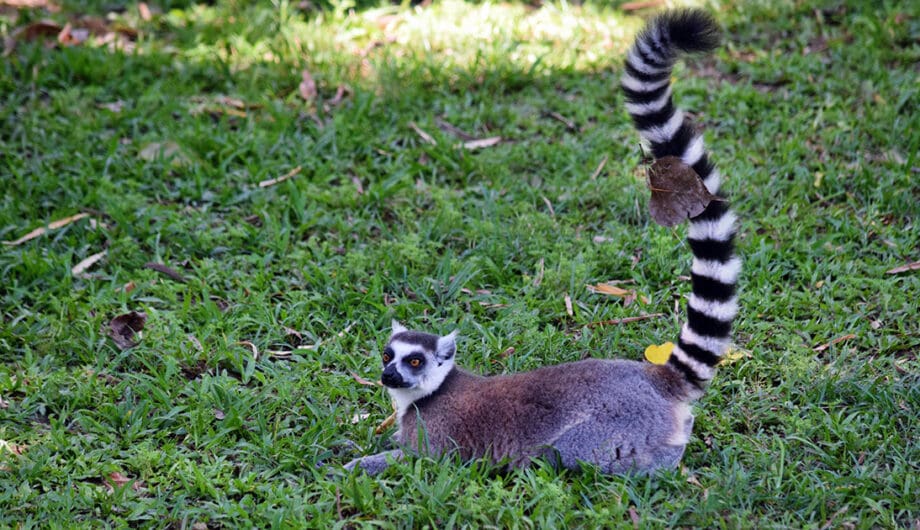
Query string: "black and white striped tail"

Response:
xmin=621 ymin=9 xmax=740 ymax=386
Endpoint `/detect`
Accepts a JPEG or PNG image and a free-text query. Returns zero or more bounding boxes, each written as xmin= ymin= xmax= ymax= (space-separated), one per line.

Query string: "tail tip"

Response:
xmin=650 ymin=8 xmax=721 ymax=55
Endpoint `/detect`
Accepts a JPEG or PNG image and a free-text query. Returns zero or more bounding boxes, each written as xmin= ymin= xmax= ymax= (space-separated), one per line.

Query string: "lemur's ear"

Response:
xmin=391 ymin=320 xmax=408 ymax=336
xmin=436 ymin=330 xmax=459 ymax=362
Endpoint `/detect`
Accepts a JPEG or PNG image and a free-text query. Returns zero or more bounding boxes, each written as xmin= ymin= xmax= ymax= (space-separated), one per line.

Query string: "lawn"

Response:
xmin=1 ymin=0 xmax=918 ymax=527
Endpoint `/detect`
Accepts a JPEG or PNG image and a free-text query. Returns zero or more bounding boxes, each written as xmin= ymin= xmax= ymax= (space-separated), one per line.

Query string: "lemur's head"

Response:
xmin=381 ymin=321 xmax=457 ymax=406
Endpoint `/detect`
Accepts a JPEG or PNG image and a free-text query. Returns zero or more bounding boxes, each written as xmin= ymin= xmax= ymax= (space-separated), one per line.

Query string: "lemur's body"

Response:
xmin=345 ymin=9 xmax=740 ymax=476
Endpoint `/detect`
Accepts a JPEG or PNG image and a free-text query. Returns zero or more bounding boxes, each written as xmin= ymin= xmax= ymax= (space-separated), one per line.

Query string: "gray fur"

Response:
xmin=344 ymin=329 xmax=697 ymax=475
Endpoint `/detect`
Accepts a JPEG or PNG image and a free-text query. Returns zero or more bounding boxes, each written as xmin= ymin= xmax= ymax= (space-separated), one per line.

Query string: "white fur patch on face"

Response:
xmin=386 ymin=339 xmax=454 ymax=420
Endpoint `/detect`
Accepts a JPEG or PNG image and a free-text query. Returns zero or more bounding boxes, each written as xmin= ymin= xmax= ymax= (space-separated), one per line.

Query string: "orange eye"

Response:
xmin=382 ymin=354 xmax=391 ymax=363
xmin=409 ymin=358 xmax=421 ymax=367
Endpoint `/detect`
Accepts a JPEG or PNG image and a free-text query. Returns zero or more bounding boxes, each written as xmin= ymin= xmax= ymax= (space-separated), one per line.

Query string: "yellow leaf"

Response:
xmin=644 ymin=342 xmax=674 ymax=365
xmin=720 ymin=346 xmax=751 ymax=364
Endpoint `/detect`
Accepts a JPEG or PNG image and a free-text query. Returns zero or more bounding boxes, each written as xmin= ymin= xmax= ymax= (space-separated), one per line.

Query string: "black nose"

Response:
xmin=381 ymin=366 xmax=407 ymax=388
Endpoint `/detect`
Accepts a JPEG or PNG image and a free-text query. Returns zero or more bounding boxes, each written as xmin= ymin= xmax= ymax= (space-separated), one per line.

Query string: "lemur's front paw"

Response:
xmin=342 ymin=450 xmax=403 ymax=476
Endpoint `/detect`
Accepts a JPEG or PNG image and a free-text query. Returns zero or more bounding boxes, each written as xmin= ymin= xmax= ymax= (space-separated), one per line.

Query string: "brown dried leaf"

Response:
xmin=886 ymin=261 xmax=920 ymax=274
xmin=409 ymin=122 xmax=437 ymax=145
xmin=106 ymin=472 xmax=143 ymax=492
xmin=813 ymin=334 xmax=857 ymax=352
xmin=299 ymin=69 xmax=317 ymax=102
xmin=138 ymin=2 xmax=152 ymax=21
xmin=541 ymin=196 xmax=555 ymax=218
xmin=628 ymin=506 xmax=640 ymax=528
xmin=258 ymin=166 xmax=302 ymax=188
xmin=107 ymin=311 xmax=147 ymax=349
xmin=620 ymin=0 xmax=665 ymax=11
xmin=375 ymin=410 xmax=397 ymax=434
xmin=328 ymin=85 xmax=351 ymax=106
xmin=584 ymin=313 xmax=664 ymax=329
xmin=72 ymin=250 xmax=107 ymax=278
xmin=462 ymin=136 xmax=501 ymax=150
xmin=0 ymin=440 xmax=26 ymax=455
xmin=350 ymin=371 xmax=381 ymax=387
xmin=351 ymin=175 xmax=364 ymax=195
xmin=647 ymin=156 xmax=719 ymax=227
xmin=590 ymin=155 xmax=608 ymax=181
xmin=237 ymin=340 xmax=259 ymax=360
xmin=4 ymin=212 xmax=90 ymax=246
xmin=532 ymin=258 xmax=545 ymax=287
xmin=143 ymin=262 xmax=187 ymax=283
xmin=587 ymin=283 xmax=632 ymax=297
xmin=564 ymin=293 xmax=573 ymax=317
xmin=435 ymin=117 xmax=476 ymax=141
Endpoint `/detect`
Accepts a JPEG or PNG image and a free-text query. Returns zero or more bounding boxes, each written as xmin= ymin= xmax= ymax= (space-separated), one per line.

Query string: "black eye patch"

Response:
xmin=382 ymin=347 xmax=395 ymax=365
xmin=403 ymin=353 xmax=426 ymax=369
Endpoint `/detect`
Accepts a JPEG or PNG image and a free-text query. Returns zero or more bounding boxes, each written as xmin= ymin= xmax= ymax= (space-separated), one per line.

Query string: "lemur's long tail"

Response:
xmin=621 ymin=9 xmax=740 ymax=386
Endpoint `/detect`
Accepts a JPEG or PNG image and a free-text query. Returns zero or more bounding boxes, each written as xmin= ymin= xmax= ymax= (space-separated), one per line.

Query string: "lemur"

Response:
xmin=344 ymin=9 xmax=740 ymax=475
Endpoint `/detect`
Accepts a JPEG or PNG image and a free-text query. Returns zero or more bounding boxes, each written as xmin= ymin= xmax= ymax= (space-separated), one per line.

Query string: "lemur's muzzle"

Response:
xmin=381 ymin=365 xmax=410 ymax=388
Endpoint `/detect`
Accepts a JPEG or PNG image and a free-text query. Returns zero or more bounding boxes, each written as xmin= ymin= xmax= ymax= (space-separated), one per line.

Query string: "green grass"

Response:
xmin=1 ymin=0 xmax=918 ymax=527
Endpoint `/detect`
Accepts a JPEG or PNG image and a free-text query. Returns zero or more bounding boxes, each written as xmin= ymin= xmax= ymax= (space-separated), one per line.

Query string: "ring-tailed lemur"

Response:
xmin=344 ymin=9 xmax=740 ymax=476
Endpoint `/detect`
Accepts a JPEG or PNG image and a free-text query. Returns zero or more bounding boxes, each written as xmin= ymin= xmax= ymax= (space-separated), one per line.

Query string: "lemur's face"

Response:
xmin=381 ymin=321 xmax=456 ymax=396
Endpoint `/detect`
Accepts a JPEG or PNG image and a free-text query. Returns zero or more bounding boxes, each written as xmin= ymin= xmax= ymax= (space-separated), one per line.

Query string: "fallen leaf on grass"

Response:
xmin=587 ymin=283 xmax=632 ymax=297
xmin=0 ymin=440 xmax=26 ymax=456
xmin=138 ymin=141 xmax=189 ymax=167
xmin=3 ymin=19 xmax=61 ymax=56
xmin=409 ymin=122 xmax=437 ymax=145
xmin=137 ymin=2 xmax=152 ymax=21
xmin=299 ymin=69 xmax=317 ymax=102
xmin=585 ymin=313 xmax=664 ymax=329
xmin=143 ymin=262 xmax=187 ymax=283
xmin=71 ymin=250 xmax=106 ymax=278
xmin=532 ymin=258 xmax=544 ymax=287
xmin=97 ymin=100 xmax=125 ymax=113
xmin=813 ymin=334 xmax=857 ymax=352
xmin=108 ymin=311 xmax=147 ymax=349
xmin=106 ymin=472 xmax=143 ymax=492
xmin=350 ymin=371 xmax=381 ymax=387
xmin=542 ymin=196 xmax=555 ymax=218
xmin=375 ymin=410 xmax=397 ymax=434
xmin=462 ymin=136 xmax=501 ymax=150
xmin=546 ymin=111 xmax=576 ymax=131
xmin=351 ymin=413 xmax=370 ymax=424
xmin=500 ymin=347 xmax=515 ymax=358
xmin=647 ymin=156 xmax=720 ymax=227
xmin=237 ymin=341 xmax=259 ymax=360
xmin=644 ymin=342 xmax=673 ymax=365
xmin=258 ymin=166 xmax=302 ymax=188
xmin=351 ymin=175 xmax=364 ymax=195
xmin=564 ymin=293 xmax=573 ymax=317
xmin=57 ymin=22 xmax=89 ymax=46
xmin=0 ymin=395 xmax=9 ymax=409
xmin=720 ymin=346 xmax=751 ymax=364
xmin=886 ymin=261 xmax=920 ymax=274
xmin=590 ymin=155 xmax=608 ymax=181
xmin=620 ymin=0 xmax=665 ymax=10
xmin=327 ymin=85 xmax=352 ymax=107
xmin=435 ymin=117 xmax=476 ymax=141
xmin=3 ymin=212 xmax=89 ymax=246
xmin=213 ymin=409 xmax=225 ymax=420
xmin=628 ymin=506 xmax=640 ymax=529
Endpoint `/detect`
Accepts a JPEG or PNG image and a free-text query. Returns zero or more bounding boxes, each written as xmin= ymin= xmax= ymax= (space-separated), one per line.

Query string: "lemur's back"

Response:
xmin=398 ymin=360 xmax=693 ymax=473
